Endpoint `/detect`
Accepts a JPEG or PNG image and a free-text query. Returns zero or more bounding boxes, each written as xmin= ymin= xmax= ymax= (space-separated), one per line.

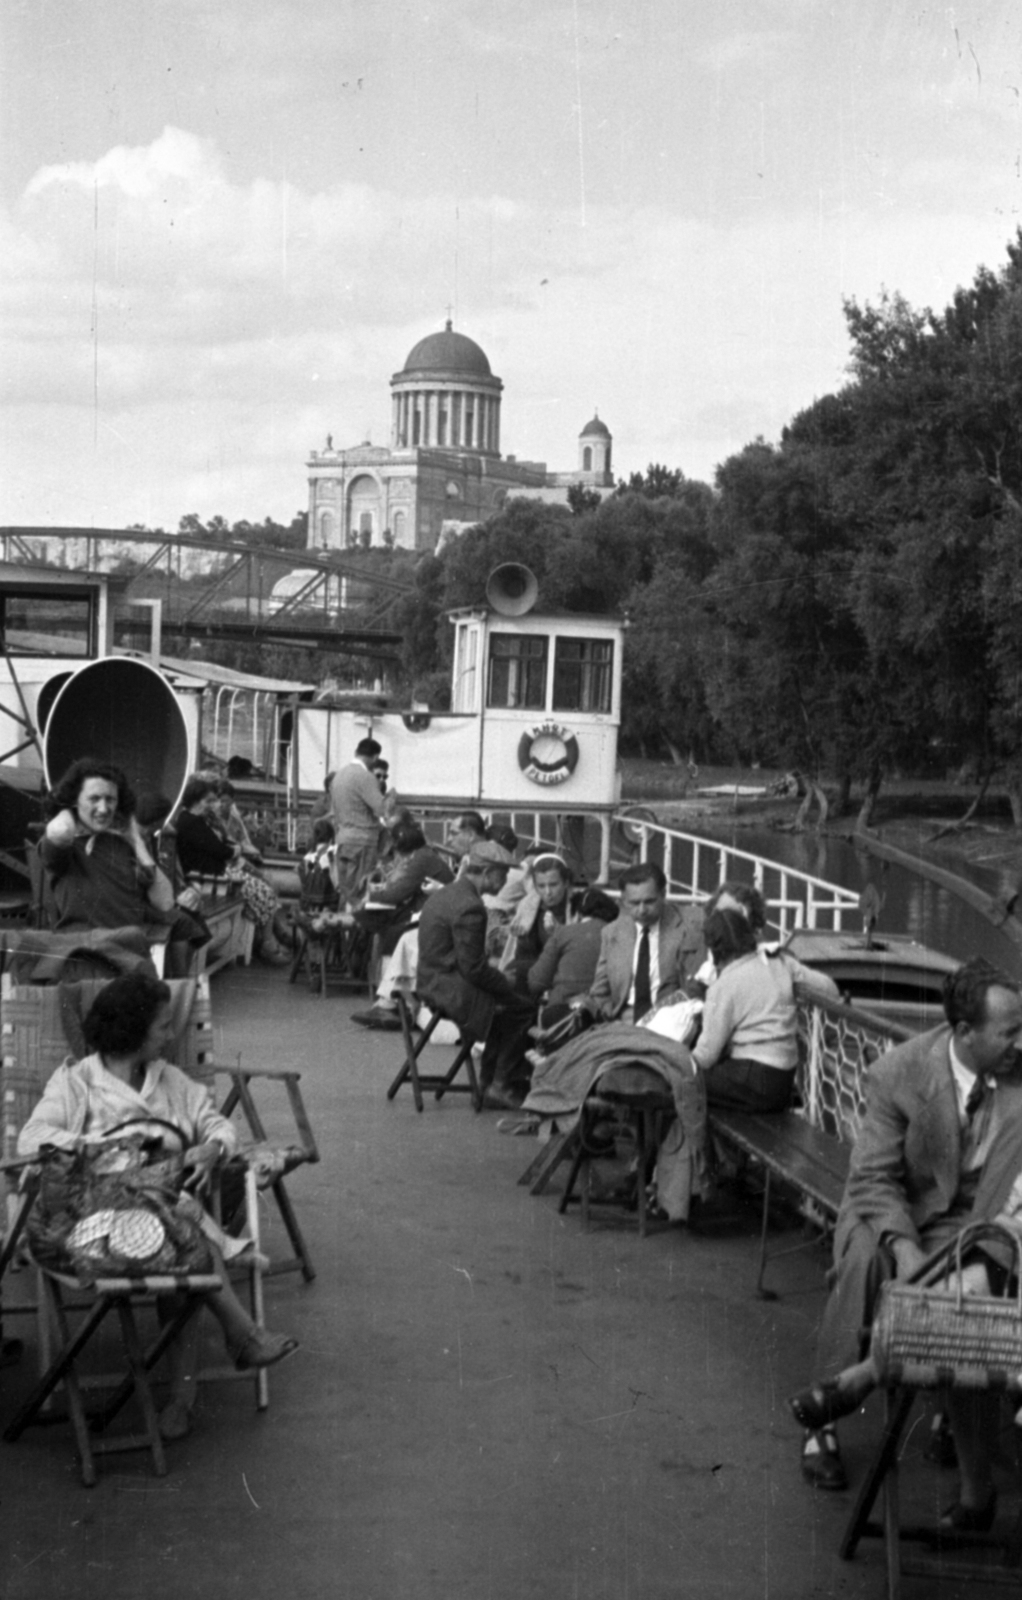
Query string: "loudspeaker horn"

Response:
xmin=485 ymin=563 xmax=539 ymax=617
xmin=42 ymin=658 xmax=193 ymax=815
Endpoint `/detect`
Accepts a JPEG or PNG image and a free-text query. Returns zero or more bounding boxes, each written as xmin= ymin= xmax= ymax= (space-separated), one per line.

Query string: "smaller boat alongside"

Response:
xmin=785 ymin=928 xmax=957 ymax=1032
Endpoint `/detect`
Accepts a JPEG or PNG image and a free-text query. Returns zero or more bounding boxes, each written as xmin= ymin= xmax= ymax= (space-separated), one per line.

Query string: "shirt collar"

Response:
xmin=948 ymin=1036 xmax=987 ymax=1119
xmin=83 ymin=1052 xmax=167 ymax=1095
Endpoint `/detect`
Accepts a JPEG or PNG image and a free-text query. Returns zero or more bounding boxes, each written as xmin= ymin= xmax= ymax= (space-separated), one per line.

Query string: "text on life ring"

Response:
xmin=518 ymin=722 xmax=579 ymax=786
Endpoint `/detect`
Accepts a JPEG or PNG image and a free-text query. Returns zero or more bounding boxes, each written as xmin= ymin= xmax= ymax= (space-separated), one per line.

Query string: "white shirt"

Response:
xmin=948 ymin=1038 xmax=997 ymax=1171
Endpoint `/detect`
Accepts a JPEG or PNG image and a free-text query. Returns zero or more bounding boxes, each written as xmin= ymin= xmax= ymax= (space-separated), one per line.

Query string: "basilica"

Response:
xmin=305 ymin=323 xmax=613 ymax=554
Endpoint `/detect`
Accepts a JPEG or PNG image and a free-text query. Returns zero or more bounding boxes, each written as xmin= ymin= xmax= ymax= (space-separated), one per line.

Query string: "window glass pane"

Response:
xmin=1 ymin=593 xmax=93 ymax=656
xmin=487 ymin=634 xmax=547 ymax=709
xmin=552 ymin=637 xmax=613 ymax=713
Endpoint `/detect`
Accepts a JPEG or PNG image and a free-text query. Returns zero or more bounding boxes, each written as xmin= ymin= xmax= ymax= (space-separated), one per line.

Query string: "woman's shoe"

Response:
xmin=159 ymin=1398 xmax=194 ymax=1440
xmin=938 ymin=1492 xmax=997 ymax=1534
xmin=789 ymin=1379 xmax=863 ymax=1430
xmin=257 ymin=942 xmax=290 ymax=967
xmin=800 ymin=1428 xmax=848 ymax=1491
xmin=229 ymin=1329 xmax=299 ymax=1371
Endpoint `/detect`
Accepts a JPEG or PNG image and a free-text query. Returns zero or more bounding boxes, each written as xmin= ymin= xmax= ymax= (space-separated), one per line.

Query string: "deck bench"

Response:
xmin=707 ymin=995 xmax=909 ymax=1297
xmin=188 ymin=876 xmax=255 ymax=977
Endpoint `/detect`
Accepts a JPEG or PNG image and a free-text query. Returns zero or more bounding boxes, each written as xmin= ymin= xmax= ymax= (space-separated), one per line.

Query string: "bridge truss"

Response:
xmin=0 ymin=527 xmax=410 ymax=661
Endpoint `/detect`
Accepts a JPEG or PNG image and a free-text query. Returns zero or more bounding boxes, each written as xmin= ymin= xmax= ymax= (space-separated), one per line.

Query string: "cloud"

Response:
xmin=26 ymin=125 xmax=224 ymax=199
xmin=2 ymin=121 xmax=1020 ymax=529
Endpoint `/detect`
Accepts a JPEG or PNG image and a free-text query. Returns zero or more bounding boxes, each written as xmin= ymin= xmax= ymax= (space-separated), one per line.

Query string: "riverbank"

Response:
xmin=621 ymin=759 xmax=1022 ymax=891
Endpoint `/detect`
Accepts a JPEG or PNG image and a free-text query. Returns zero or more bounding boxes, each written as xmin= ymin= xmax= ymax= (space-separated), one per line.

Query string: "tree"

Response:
xmin=566 ymin=483 xmax=602 ymax=515
xmin=616 ymin=463 xmax=687 ymax=498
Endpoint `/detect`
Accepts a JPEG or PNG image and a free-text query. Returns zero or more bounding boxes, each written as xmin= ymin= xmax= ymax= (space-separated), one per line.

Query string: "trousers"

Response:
xmin=816 ymin=1211 xmax=971 ymax=1376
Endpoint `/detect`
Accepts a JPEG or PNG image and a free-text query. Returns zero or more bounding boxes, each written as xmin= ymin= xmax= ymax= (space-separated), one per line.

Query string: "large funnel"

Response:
xmin=485 ymin=563 xmax=538 ymax=617
xmin=43 ymin=658 xmax=192 ymax=814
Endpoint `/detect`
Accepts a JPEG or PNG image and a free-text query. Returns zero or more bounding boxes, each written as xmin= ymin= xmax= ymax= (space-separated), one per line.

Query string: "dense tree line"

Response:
xmin=389 ymin=233 xmax=1022 ymax=822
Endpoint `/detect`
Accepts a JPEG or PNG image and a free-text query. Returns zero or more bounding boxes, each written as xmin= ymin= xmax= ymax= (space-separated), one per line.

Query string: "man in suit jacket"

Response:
xmin=581 ymin=861 xmax=705 ymax=1022
xmin=416 ymin=841 xmax=535 ymax=1108
xmin=802 ymin=958 xmax=1022 ymax=1522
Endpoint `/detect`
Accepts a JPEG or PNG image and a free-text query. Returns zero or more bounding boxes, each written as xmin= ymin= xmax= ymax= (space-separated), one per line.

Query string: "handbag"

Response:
xmin=27 ymin=1117 xmax=211 ymax=1283
xmin=871 ymin=1222 xmax=1022 ymax=1391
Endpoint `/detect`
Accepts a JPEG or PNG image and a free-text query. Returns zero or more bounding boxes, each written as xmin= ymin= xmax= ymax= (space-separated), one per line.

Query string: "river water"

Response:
xmin=691 ymin=820 xmax=1022 ymax=979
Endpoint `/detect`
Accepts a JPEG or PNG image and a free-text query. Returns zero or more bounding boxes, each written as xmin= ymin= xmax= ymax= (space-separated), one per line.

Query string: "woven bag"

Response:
xmin=27 ymin=1118 xmax=210 ymax=1282
xmin=871 ymin=1222 xmax=1022 ymax=1392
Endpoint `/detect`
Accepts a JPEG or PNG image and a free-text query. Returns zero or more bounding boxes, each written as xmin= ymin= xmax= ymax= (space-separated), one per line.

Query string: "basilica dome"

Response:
xmin=401 ymin=321 xmax=492 ymax=378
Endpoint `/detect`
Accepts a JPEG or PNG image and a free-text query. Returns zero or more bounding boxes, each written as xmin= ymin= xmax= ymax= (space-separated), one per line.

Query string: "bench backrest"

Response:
xmin=794 ymin=993 xmax=910 ymax=1144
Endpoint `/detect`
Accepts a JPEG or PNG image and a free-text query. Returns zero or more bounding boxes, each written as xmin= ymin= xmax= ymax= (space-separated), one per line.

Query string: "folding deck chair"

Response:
xmin=0 ymin=974 xmax=310 ymax=1480
xmin=556 ymin=1064 xmax=676 ymax=1236
xmin=386 ymin=992 xmax=482 ymax=1112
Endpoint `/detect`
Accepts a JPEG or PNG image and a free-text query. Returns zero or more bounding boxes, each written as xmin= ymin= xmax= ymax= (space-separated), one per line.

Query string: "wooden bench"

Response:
xmin=188 ymin=876 xmax=255 ymax=977
xmin=707 ymin=995 xmax=909 ymax=1297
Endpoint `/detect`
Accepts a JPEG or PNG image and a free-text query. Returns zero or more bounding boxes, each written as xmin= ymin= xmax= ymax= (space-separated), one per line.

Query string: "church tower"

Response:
xmin=577 ymin=414 xmax=613 ymax=485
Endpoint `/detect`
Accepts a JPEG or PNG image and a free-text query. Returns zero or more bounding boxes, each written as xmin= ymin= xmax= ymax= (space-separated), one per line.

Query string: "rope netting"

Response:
xmin=796 ymin=994 xmax=909 ymax=1145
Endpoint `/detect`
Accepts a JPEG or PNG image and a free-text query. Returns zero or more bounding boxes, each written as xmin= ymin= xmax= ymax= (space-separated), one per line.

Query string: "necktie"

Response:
xmin=964 ymin=1076 xmax=986 ymax=1124
xmin=633 ymin=927 xmax=652 ymax=1020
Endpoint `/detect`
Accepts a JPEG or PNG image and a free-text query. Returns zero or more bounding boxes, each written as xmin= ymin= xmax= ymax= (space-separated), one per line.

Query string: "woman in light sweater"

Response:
xmin=693 ymin=907 xmax=839 ymax=1112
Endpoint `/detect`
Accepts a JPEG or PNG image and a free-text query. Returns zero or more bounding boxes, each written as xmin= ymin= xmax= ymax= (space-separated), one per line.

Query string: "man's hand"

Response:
xmin=891 ymin=1237 xmax=928 ymax=1279
xmin=176 ymin=885 xmax=203 ymax=914
xmin=182 ymin=1139 xmax=224 ymax=1191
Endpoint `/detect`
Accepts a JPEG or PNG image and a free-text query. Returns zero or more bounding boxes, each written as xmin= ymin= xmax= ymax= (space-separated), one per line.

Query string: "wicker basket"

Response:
xmin=871 ymin=1222 xmax=1022 ymax=1392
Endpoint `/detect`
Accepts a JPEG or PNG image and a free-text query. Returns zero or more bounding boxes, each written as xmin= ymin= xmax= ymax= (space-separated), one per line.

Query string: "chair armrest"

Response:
xmin=210 ymin=1064 xmax=303 ymax=1083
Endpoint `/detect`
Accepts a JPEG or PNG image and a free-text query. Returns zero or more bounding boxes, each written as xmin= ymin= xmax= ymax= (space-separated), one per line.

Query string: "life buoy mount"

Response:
xmin=517 ymin=721 xmax=579 ymax=786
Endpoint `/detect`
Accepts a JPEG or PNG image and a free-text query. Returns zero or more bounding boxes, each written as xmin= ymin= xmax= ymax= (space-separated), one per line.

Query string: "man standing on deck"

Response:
xmin=416 ymin=840 xmax=535 ymax=1109
xmin=329 ymin=737 xmax=393 ymax=901
xmin=796 ymin=957 xmax=1022 ymax=1529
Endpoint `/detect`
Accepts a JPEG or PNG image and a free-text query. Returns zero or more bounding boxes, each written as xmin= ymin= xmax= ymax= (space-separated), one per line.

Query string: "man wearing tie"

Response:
xmin=797 ymin=957 xmax=1022 ymax=1527
xmin=580 ymin=862 xmax=705 ymax=1023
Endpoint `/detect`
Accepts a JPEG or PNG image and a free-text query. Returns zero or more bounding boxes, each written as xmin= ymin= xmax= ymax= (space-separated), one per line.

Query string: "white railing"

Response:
xmin=617 ymin=815 xmax=860 ymax=938
xmin=204 ymin=687 xmax=274 ymax=769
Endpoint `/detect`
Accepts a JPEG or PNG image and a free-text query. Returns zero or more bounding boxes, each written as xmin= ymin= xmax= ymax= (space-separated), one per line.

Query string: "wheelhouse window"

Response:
xmin=0 ymin=592 xmax=94 ymax=656
xmin=552 ymin=637 xmax=613 ymax=713
xmin=487 ymin=634 xmax=547 ymax=709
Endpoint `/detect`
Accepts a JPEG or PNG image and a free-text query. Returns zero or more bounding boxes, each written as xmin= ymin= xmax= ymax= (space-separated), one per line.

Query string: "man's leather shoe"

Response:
xmin=480 ymin=1086 xmax=523 ymax=1111
xmin=800 ymin=1428 xmax=848 ymax=1491
xmin=351 ymin=1007 xmax=401 ymax=1030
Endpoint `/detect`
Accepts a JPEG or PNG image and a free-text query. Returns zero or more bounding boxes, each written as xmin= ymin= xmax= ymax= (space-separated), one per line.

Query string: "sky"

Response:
xmin=3 ymin=0 xmax=1022 ymax=531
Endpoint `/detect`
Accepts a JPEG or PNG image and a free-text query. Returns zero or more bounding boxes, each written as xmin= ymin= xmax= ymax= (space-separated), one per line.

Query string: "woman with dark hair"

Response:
xmin=214 ymin=780 xmax=262 ymax=862
xmin=351 ymin=819 xmax=454 ymax=1028
xmin=359 ymin=819 xmax=453 ymax=930
xmin=510 ymin=853 xmax=576 ymax=988
xmin=173 ymin=776 xmax=287 ymax=963
xmin=41 ymin=758 xmax=184 ymax=956
xmin=527 ymin=886 xmax=619 ymax=1023
xmin=692 ymin=907 xmax=839 ymax=1111
xmin=18 ymin=971 xmax=298 ymax=1439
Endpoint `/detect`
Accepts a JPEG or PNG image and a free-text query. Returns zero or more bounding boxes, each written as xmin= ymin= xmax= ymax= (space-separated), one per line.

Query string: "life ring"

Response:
xmin=517 ymin=722 xmax=579 ymax=787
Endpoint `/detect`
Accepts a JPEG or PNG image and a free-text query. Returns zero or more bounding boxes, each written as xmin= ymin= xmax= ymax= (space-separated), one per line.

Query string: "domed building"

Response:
xmin=306 ymin=322 xmax=613 ymax=553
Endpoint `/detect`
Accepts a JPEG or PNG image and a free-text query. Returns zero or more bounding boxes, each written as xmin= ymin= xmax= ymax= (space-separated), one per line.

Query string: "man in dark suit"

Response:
xmin=580 ymin=861 xmax=705 ymax=1023
xmin=416 ymin=840 xmax=535 ymax=1109
xmin=801 ymin=958 xmax=1022 ymax=1526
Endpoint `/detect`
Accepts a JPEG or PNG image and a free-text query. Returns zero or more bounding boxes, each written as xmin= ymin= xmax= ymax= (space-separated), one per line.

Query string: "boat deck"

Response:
xmin=0 ymin=965 xmax=1004 ymax=1599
